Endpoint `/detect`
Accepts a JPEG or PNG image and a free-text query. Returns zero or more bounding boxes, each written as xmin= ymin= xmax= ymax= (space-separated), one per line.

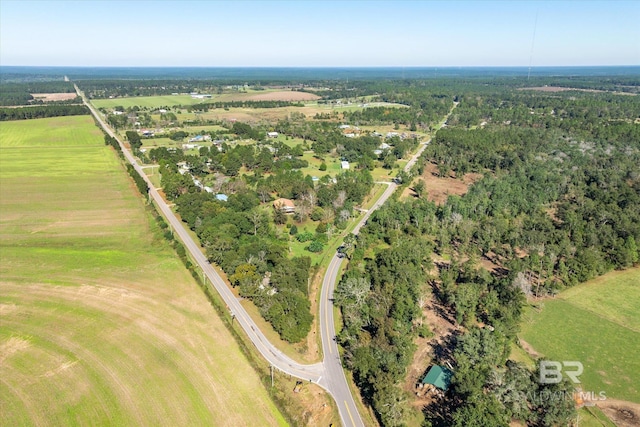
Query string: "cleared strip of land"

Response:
xmin=0 ymin=116 xmax=286 ymax=426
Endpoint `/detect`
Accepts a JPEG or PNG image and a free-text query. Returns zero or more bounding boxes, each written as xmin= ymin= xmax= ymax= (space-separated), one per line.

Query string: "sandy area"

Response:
xmin=597 ymin=399 xmax=640 ymax=427
xmin=31 ymin=93 xmax=78 ymax=102
xmin=404 ymin=163 xmax=483 ymax=205
xmin=243 ymin=90 xmax=320 ymax=102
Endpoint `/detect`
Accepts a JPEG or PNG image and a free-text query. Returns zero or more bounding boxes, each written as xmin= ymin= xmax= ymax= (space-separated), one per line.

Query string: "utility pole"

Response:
xmin=270 ymin=365 xmax=274 ymax=387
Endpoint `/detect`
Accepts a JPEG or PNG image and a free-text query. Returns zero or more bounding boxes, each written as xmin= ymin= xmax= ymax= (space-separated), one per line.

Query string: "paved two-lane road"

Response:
xmin=79 ymin=83 xmax=454 ymax=426
xmin=317 ymin=136 xmax=434 ymax=425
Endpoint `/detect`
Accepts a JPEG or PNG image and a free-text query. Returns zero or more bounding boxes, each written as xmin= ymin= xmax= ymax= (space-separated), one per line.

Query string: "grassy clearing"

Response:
xmin=92 ymin=95 xmax=201 ymax=109
xmin=0 ymin=116 xmax=286 ymax=426
xmin=559 ymin=268 xmax=640 ymax=332
xmin=508 ymin=343 xmax=536 ymax=369
xmin=91 ymin=90 xmax=309 ymax=110
xmin=519 ymin=268 xmax=640 ymax=403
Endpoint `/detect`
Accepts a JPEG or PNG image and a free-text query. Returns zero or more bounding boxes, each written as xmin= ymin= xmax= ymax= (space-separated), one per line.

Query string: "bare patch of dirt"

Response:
xmin=0 ymin=303 xmax=18 ymax=315
xmin=0 ymin=336 xmax=31 ymax=364
xmin=545 ymin=204 xmax=562 ymax=224
xmin=404 ymin=290 xmax=460 ymax=409
xmin=412 ymin=163 xmax=482 ymax=205
xmin=479 ymin=257 xmax=501 ymax=273
xmin=520 ymin=86 xmax=581 ymax=93
xmin=597 ymin=399 xmax=640 ymax=427
xmin=518 ymin=338 xmax=542 ymax=359
xmin=519 ymin=87 xmax=637 ymax=96
xmin=31 ymin=93 xmax=78 ymax=102
xmin=243 ymin=91 xmax=320 ymax=102
xmin=281 ymin=379 xmax=339 ymax=427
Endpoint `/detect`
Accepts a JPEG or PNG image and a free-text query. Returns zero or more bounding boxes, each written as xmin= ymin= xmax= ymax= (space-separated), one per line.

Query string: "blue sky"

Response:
xmin=1 ymin=0 xmax=638 ymax=67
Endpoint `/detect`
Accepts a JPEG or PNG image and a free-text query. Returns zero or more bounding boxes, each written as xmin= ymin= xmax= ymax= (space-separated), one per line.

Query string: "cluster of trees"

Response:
xmin=449 ymin=329 xmax=576 ymax=427
xmin=0 ymin=105 xmax=89 ymax=121
xmin=155 ymin=155 xmax=314 ymax=342
xmin=335 ymin=234 xmax=432 ymax=426
xmin=104 ymin=135 xmax=121 ymax=153
xmin=125 ymin=130 xmax=142 ymax=150
xmin=146 ymin=121 xmax=376 ymax=339
xmin=191 ymin=140 xmax=306 ymax=177
xmin=230 ymin=122 xmax=264 ymax=141
xmin=273 ymin=116 xmax=419 ymax=169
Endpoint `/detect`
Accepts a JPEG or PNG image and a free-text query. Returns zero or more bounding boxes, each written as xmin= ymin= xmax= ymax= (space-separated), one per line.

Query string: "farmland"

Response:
xmin=91 ymin=90 xmax=320 ymax=110
xmin=0 ymin=116 xmax=286 ymax=426
xmin=520 ymin=268 xmax=640 ymax=403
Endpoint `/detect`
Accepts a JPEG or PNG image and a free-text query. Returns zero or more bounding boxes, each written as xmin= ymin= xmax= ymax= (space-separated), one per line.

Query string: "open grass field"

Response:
xmin=93 ymin=95 xmax=407 ymax=126
xmin=91 ymin=90 xmax=319 ymax=110
xmin=92 ymin=95 xmax=201 ymax=109
xmin=0 ymin=116 xmax=286 ymax=426
xmin=519 ymin=268 xmax=640 ymax=403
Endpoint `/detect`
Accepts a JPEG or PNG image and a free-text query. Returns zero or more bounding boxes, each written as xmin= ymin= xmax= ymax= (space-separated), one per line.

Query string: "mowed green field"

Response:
xmin=0 ymin=116 xmax=286 ymax=426
xmin=520 ymin=268 xmax=640 ymax=403
xmin=91 ymin=90 xmax=303 ymax=109
xmin=91 ymin=95 xmax=201 ymax=109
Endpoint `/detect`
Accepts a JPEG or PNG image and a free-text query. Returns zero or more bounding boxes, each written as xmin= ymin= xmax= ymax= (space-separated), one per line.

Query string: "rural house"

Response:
xmin=273 ymin=198 xmax=295 ymax=214
xmin=421 ymin=365 xmax=453 ymax=392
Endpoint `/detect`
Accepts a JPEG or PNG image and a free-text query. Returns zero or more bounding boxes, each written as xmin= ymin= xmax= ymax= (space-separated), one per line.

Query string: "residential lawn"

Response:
xmin=141 ymin=137 xmax=181 ymax=148
xmin=0 ymin=116 xmax=286 ymax=427
xmin=182 ymin=124 xmax=228 ymax=134
xmin=272 ymin=135 xmax=306 ymax=148
xmin=519 ymin=268 xmax=640 ymax=403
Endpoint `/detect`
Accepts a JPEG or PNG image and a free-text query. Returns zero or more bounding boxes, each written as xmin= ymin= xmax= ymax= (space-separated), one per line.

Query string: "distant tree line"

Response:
xmin=0 ymin=105 xmax=89 ymax=121
xmin=187 ymin=100 xmax=304 ymax=112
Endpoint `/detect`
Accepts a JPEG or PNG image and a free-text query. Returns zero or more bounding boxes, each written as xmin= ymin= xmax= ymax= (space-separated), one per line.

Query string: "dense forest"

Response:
xmin=335 ymin=79 xmax=639 ymax=426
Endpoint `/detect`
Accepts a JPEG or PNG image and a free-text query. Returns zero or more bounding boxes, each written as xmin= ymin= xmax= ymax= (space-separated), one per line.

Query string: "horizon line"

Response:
xmin=2 ymin=65 xmax=639 ymax=69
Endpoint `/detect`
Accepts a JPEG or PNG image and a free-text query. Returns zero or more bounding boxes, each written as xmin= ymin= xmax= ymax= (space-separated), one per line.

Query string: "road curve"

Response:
xmin=79 ymin=83 xmax=454 ymax=427
xmin=317 ymin=138 xmax=429 ymax=426
xmin=76 ymin=86 xmax=325 ymax=381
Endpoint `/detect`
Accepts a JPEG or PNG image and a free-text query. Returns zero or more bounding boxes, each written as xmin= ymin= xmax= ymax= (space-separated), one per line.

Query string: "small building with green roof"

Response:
xmin=421 ymin=365 xmax=453 ymax=391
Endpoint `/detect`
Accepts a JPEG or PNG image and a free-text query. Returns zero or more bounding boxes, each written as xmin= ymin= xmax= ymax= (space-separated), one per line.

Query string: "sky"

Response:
xmin=1 ymin=0 xmax=638 ymax=67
